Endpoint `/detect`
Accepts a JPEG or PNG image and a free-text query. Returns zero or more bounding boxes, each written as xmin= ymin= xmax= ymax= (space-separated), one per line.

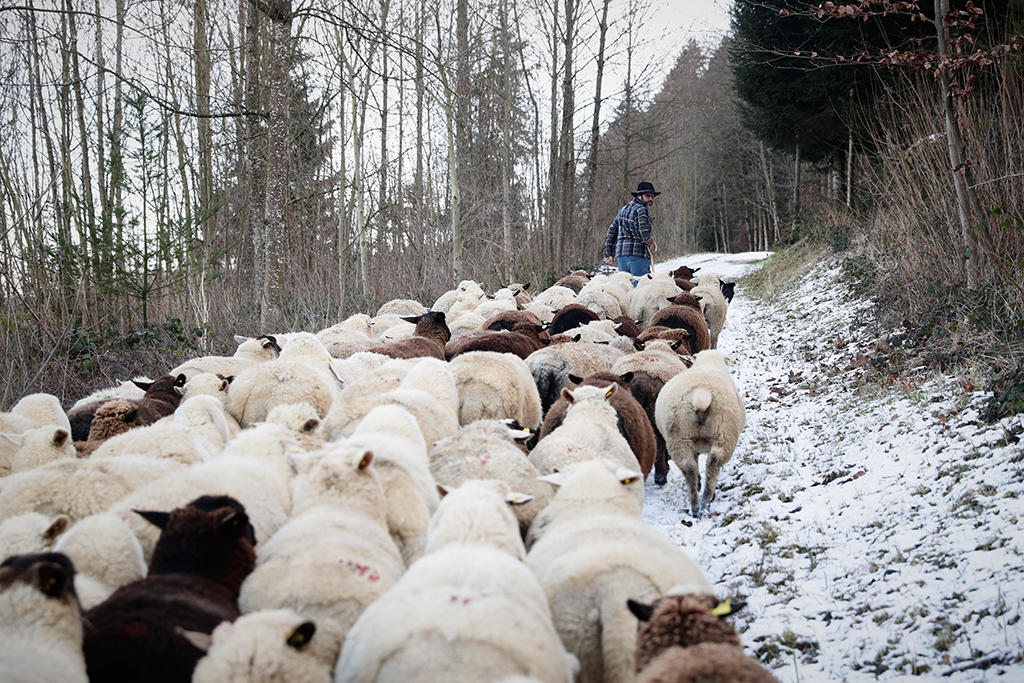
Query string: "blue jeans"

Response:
xmin=618 ymin=255 xmax=651 ymax=277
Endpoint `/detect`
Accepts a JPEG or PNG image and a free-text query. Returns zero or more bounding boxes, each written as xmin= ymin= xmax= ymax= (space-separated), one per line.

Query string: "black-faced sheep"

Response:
xmin=629 ymin=593 xmax=778 ymax=683
xmin=83 ymin=495 xmax=257 ymax=683
xmin=0 ymin=551 xmax=87 ymax=683
xmin=539 ymin=371 xmax=656 ymax=479
xmin=654 ymin=350 xmax=745 ymax=517
xmin=367 ymin=311 xmax=451 ymax=360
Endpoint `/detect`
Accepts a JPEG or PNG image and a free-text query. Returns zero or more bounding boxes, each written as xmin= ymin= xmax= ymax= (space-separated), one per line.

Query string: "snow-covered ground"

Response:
xmin=644 ymin=252 xmax=1024 ymax=681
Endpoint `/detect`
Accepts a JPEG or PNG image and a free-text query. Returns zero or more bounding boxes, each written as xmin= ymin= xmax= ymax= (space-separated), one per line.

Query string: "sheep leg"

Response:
xmin=653 ymin=435 xmax=669 ymax=486
xmin=701 ymin=447 xmax=728 ymax=513
xmin=675 ymin=449 xmax=701 ymax=518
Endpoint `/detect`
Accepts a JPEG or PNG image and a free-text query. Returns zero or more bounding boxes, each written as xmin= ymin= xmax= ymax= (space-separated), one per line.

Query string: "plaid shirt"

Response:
xmin=604 ymin=197 xmax=654 ymax=259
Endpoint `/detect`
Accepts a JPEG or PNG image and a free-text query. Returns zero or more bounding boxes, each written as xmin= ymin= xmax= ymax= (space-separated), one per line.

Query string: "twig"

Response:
xmin=941 ymin=653 xmax=1007 ymax=676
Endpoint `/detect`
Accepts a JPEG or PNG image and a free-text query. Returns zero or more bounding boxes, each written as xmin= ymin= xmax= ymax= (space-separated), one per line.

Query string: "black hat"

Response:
xmin=631 ymin=181 xmax=661 ymax=197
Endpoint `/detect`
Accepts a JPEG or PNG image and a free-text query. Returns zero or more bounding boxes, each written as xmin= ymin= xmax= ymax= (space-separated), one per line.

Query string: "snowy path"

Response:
xmin=642 ymin=252 xmax=1024 ymax=681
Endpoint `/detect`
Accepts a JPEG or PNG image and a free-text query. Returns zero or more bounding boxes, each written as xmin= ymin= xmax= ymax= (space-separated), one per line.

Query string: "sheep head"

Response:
xmin=629 ymin=592 xmax=741 ymax=672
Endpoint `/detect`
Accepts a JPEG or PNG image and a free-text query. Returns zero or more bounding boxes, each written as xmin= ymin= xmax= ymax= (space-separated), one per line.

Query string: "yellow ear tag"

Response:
xmin=712 ymin=598 xmax=732 ymax=616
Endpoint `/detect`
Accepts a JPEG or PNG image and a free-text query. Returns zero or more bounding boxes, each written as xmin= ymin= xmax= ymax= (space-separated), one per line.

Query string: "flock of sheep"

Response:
xmin=0 ymin=264 xmax=772 ymax=682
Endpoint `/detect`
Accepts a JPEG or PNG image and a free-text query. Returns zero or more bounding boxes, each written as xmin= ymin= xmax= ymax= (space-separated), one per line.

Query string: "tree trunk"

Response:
xmin=195 ymin=0 xmax=213 ymax=222
xmin=67 ymin=0 xmax=97 ymax=314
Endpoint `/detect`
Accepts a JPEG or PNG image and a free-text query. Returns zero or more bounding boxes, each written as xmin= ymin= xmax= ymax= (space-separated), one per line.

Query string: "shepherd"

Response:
xmin=602 ymin=181 xmax=659 ymax=277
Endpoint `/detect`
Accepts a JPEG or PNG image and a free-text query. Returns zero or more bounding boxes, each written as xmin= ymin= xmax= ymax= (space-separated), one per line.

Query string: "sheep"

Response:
xmin=0 ymin=455 xmax=181 ymax=523
xmin=450 ymin=350 xmax=544 ymax=430
xmin=629 ymin=277 xmax=683 ymax=328
xmin=232 ymin=334 xmax=283 ymax=360
xmin=483 ymin=308 xmax=544 ymax=331
xmin=522 ymin=299 xmax=556 ymax=323
xmin=322 ymin=357 xmax=460 ymax=448
xmin=4 ymin=393 xmax=71 ymax=432
xmin=648 ymin=303 xmax=712 ymax=354
xmin=445 ymin=311 xmax=488 ymax=340
xmin=528 ymin=385 xmax=644 ymax=507
xmin=611 ymin=315 xmax=643 ymax=338
xmin=334 ymin=357 xmax=414 ymax=400
xmin=316 ymin=325 xmax=376 ymax=359
xmin=527 ymin=342 xmax=626 ymax=414
xmin=526 ymin=460 xmax=713 ymax=682
xmin=0 ymin=552 xmax=87 ymax=683
xmin=66 ymin=377 xmax=149 ymax=442
xmin=338 ymin=313 xmax=374 ymax=336
xmin=539 ymin=371 xmax=656 ymax=479
xmin=335 ymin=482 xmax=576 ymax=683
xmin=172 ymin=393 xmax=240 ymax=451
xmin=106 ymin=421 xmax=301 ymax=563
xmin=431 ymin=279 xmax=486 ymax=314
xmin=190 ymin=609 xmax=332 ymax=683
xmin=265 ymin=402 xmax=326 ymax=452
xmin=534 ymin=284 xmax=577 ymax=311
xmin=655 ymin=350 xmax=745 ymax=517
xmin=472 ymin=293 xmax=519 ymax=321
xmin=83 ymin=495 xmax=257 ymax=683
xmin=239 ymin=446 xmax=405 ymax=667
xmin=366 ymin=311 xmax=451 ymax=360
xmin=329 ymin=351 xmax=393 ymax=390
xmin=429 ymin=420 xmax=552 ymax=535
xmin=446 ymin=326 xmax=549 ymax=360
xmin=576 ymin=286 xmax=624 ymax=319
xmin=170 ymin=355 xmax=256 ymax=384
xmin=630 ymin=592 xmax=778 ymax=683
xmin=376 ymin=298 xmax=428 ymax=317
xmin=570 ymin=319 xmax=620 ymax=343
xmin=0 ymin=512 xmax=70 ymax=557
xmin=124 ymin=373 xmax=189 ymax=424
xmin=88 ymin=414 xmax=213 ymax=466
xmin=7 ymin=425 xmax=76 ymax=472
xmin=74 ymin=398 xmax=144 ymax=456
xmin=549 ymin=303 xmax=600 ymax=335
xmin=347 ymin=404 xmax=439 ymax=564
xmin=53 ymin=513 xmax=147 ymax=609
xmin=179 ymin=371 xmax=233 ymax=404
xmin=553 ymin=271 xmax=589 ymax=293
xmin=691 ymin=273 xmax=729 ymax=349
xmin=669 ymin=264 xmax=700 ymax=282
xmin=226 ymin=357 xmax=337 ymax=428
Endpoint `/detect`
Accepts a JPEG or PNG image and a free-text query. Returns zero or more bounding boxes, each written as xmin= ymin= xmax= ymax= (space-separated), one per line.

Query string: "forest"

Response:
xmin=0 ymin=0 xmax=1022 ymax=410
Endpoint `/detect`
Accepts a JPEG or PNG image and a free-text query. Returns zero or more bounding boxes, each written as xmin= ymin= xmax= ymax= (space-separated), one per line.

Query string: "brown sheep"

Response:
xmin=482 ymin=309 xmax=543 ymax=331
xmin=446 ymin=326 xmax=549 ymax=361
xmin=629 ymin=593 xmax=778 ymax=683
xmin=367 ymin=311 xmax=451 ymax=360
xmin=611 ymin=316 xmax=642 ymax=338
xmin=538 ymin=371 xmax=656 ymax=478
xmin=74 ymin=400 xmax=144 ymax=456
xmin=649 ymin=303 xmax=711 ymax=354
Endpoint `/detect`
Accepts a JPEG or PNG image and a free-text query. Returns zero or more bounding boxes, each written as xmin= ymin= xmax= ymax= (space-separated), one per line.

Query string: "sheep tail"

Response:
xmin=690 ymin=387 xmax=713 ymax=425
xmin=599 ymin=589 xmax=637 ymax=683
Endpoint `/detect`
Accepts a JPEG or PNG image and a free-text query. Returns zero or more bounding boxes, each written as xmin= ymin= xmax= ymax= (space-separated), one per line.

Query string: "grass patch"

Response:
xmin=740 ymin=240 xmax=831 ymax=304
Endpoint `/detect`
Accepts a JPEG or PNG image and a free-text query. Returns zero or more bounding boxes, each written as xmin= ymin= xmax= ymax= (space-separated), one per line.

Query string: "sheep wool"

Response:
xmin=425 ymin=480 xmax=530 ymax=561
xmin=450 ymin=350 xmax=543 ymax=430
xmin=655 ymin=349 xmax=745 ymax=517
xmin=629 ymin=278 xmax=683 ymax=328
xmin=690 ymin=273 xmax=728 ymax=349
xmin=8 ymin=425 xmax=76 ymax=473
xmin=0 ymin=512 xmax=70 ymax=558
xmin=54 ymin=513 xmax=147 ymax=610
xmin=526 ymin=461 xmax=712 ymax=683
xmin=227 ymin=358 xmax=337 ymax=427
xmin=191 ymin=609 xmax=332 ymax=683
xmin=0 ymin=552 xmax=87 ymax=683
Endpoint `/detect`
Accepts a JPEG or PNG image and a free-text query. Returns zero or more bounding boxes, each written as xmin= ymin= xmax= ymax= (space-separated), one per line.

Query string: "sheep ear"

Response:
xmin=0 ymin=432 xmax=25 ymax=447
xmin=219 ymin=379 xmax=230 ymax=392
xmin=666 ymin=297 xmax=676 ymax=303
xmin=356 ymin=450 xmax=374 ymax=470
xmin=567 ymin=373 xmax=583 ymax=385
xmin=505 ymin=492 xmax=534 ymax=506
xmin=437 ymin=484 xmax=450 ymax=498
xmin=627 ymin=598 xmax=654 ymax=622
xmin=633 ymin=339 xmax=645 ymax=350
xmin=537 ymin=471 xmax=567 ymax=487
xmin=132 ymin=379 xmax=153 ymax=391
xmin=670 ymin=340 xmax=682 ymax=350
xmin=44 ymin=515 xmax=70 ymax=543
xmin=615 ymin=466 xmax=643 ymax=485
xmin=123 ymin=409 xmax=138 ymax=424
xmin=177 ymin=628 xmax=213 ymax=653
xmin=174 ymin=374 xmax=187 ymax=387
xmin=223 ymin=375 xmax=235 ymax=384
xmin=400 ymin=315 xmax=421 ymax=324
xmin=541 ymin=323 xmax=550 ymax=330
xmin=691 ymin=267 xmax=700 ymax=274
xmin=571 ymin=334 xmax=582 ymax=342
xmin=233 ymin=335 xmax=249 ymax=345
xmin=301 ymin=418 xmax=320 ymax=433
xmin=560 ymin=387 xmax=575 ymax=404
xmin=286 ymin=621 xmax=316 ymax=649
xmin=36 ymin=562 xmax=70 ymax=598
xmin=51 ymin=429 xmax=69 ymax=447
xmin=134 ymin=509 xmax=170 ymax=529
xmin=604 ymin=384 xmax=618 ymax=399
xmin=619 ymin=371 xmax=635 ymax=383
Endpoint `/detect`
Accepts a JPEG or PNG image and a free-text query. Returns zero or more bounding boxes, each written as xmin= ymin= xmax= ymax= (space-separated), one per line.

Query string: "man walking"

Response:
xmin=603 ymin=181 xmax=659 ymax=276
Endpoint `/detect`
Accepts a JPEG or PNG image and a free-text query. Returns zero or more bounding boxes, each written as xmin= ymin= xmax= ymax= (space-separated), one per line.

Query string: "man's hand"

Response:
xmin=645 ymin=240 xmax=658 ymax=253
xmin=603 ymin=256 xmax=615 ymax=265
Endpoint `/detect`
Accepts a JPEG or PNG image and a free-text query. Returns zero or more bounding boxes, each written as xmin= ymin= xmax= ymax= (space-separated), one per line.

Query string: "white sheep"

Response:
xmin=369 ymin=314 xmax=415 ymax=341
xmin=0 ymin=512 xmax=70 ymax=558
xmin=576 ymin=285 xmax=624 ymax=319
xmin=376 ymin=298 xmax=428 ymax=317
xmin=611 ymin=344 xmax=691 ymax=384
xmin=170 ymin=355 xmax=257 ymax=384
xmin=432 ymin=279 xmax=486 ymax=313
xmin=172 ymin=393 xmax=240 ymax=452
xmin=429 ymin=419 xmax=552 ymax=535
xmin=450 ymin=350 xmax=543 ymax=430
xmin=526 ymin=459 xmax=713 ymax=682
xmin=53 ymin=513 xmax=147 ymax=609
xmin=329 ymin=351 xmax=393 ymax=390
xmin=445 ymin=311 xmax=487 ymax=340
xmin=522 ymin=300 xmax=555 ymax=324
xmin=528 ymin=384 xmax=644 ymax=508
xmin=347 ymin=404 xmax=439 ymax=564
xmin=0 ymin=552 xmax=87 ymax=683
xmin=232 ymin=334 xmax=284 ymax=361
xmin=629 ymin=277 xmax=683 ymax=328
xmin=569 ymin=319 xmax=618 ymax=343
xmin=316 ymin=325 xmax=375 ymax=360
xmin=322 ymin=358 xmax=459 ymax=447
xmin=335 ymin=482 xmax=576 ymax=683
xmin=691 ymin=275 xmax=728 ymax=349
xmin=88 ymin=415 xmax=213 ymax=466
xmin=5 ymin=393 xmax=71 ymax=432
xmin=333 ymin=357 xmax=413 ymax=401
xmin=239 ymin=445 xmax=405 ymax=667
xmin=190 ymin=609 xmax=332 ymax=683
xmin=178 ymin=371 xmax=233 ymax=404
xmin=472 ymin=294 xmax=518 ymax=321
xmin=526 ymin=342 xmax=626 ymax=413
xmin=226 ymin=357 xmax=338 ymax=427
xmin=655 ymin=349 xmax=745 ymax=517
xmin=265 ymin=402 xmax=326 ymax=452
xmin=7 ymin=425 xmax=76 ymax=472
xmin=533 ymin=285 xmax=577 ymax=311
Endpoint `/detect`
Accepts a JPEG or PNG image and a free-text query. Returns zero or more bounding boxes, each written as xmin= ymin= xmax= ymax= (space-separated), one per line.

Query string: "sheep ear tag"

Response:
xmin=712 ymin=598 xmax=733 ymax=617
xmin=134 ymin=510 xmax=171 ymax=529
xmin=286 ymin=621 xmax=316 ymax=649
